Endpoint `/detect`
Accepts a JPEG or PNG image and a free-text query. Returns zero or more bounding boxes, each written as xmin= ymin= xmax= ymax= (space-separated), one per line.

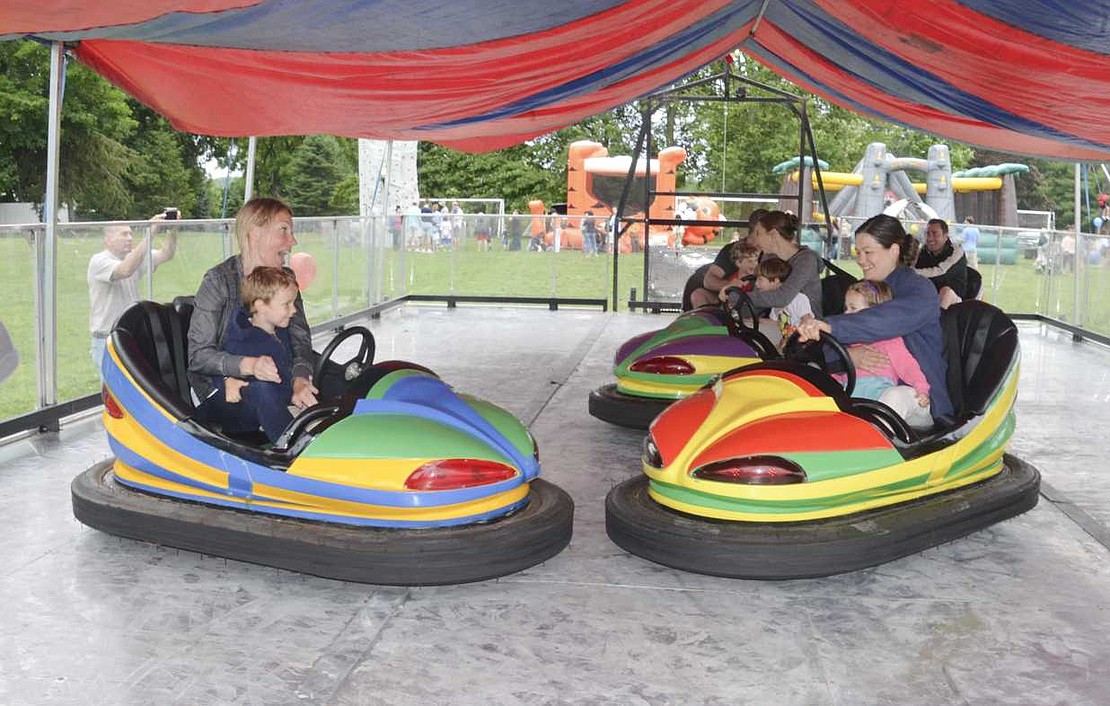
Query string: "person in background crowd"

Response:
xmin=960 ymin=217 xmax=979 ymax=269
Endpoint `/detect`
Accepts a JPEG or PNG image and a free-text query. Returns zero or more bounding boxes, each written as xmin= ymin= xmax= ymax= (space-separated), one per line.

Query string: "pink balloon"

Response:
xmin=289 ymin=252 xmax=317 ymax=291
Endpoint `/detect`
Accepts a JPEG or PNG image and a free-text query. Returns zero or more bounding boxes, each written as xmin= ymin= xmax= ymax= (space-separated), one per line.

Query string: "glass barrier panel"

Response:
xmin=406 ymin=215 xmax=554 ymax=298
xmin=149 ymin=220 xmax=231 ymax=306
xmin=551 ymin=216 xmax=611 ymax=303
xmin=1079 ymin=233 xmax=1110 ymax=336
xmin=0 ymin=225 xmax=41 ymax=420
xmin=58 ymin=223 xmax=119 ymax=404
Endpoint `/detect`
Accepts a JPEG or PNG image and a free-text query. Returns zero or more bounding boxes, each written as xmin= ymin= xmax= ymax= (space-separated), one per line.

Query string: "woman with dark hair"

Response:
xmin=796 ymin=214 xmax=952 ymax=427
xmin=741 ymin=210 xmax=823 ymax=317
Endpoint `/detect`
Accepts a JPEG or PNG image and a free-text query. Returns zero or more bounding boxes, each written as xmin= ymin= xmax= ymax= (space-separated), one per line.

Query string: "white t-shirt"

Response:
xmin=770 ymin=292 xmax=813 ymax=338
xmin=87 ymin=250 xmax=146 ymax=335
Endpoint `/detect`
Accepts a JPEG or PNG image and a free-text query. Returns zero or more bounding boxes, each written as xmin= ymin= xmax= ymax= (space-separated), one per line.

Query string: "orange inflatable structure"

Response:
xmin=679 ymin=196 xmax=722 ymax=245
xmin=559 ymin=140 xmax=691 ymax=252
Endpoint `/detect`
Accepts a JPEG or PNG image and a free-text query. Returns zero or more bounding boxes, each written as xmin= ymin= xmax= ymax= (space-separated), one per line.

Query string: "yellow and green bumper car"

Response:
xmin=73 ymin=301 xmax=573 ymax=585
xmin=606 ymin=300 xmax=1040 ymax=579
xmin=589 ymin=290 xmax=779 ymax=429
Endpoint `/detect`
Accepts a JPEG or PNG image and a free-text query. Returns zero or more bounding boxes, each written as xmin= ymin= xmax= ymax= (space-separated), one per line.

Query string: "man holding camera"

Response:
xmin=87 ymin=209 xmax=180 ymax=372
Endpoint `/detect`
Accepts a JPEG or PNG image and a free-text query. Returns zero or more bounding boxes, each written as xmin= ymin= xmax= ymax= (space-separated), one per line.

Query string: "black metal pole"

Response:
xmin=613 ymin=108 xmax=650 ymax=312
xmin=641 ymin=99 xmax=655 ymax=305
xmin=802 ymin=107 xmax=835 ymax=255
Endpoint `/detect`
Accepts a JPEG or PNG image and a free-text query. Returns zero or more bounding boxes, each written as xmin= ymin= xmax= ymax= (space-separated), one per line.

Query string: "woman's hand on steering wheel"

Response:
xmin=795 ymin=314 xmax=829 ymax=343
xmin=781 ymin=328 xmax=856 ymax=396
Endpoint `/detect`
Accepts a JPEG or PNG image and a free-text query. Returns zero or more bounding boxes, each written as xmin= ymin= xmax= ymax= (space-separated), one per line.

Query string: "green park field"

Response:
xmin=2 ymin=222 xmax=1107 ymax=422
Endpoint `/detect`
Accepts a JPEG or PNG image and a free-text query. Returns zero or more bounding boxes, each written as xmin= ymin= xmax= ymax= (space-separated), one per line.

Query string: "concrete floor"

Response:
xmin=2 ymin=306 xmax=1109 ymax=705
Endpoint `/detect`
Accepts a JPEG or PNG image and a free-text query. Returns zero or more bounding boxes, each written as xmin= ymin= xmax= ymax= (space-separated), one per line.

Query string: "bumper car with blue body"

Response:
xmin=72 ymin=301 xmax=573 ymax=585
xmin=605 ymin=300 xmax=1040 ymax=579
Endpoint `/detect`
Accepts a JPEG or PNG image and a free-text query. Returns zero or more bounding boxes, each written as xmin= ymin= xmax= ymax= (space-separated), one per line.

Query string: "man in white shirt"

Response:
xmin=87 ymin=213 xmax=178 ymax=372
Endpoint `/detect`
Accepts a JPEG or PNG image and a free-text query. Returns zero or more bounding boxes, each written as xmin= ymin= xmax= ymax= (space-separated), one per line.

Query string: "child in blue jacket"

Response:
xmin=196 ymin=266 xmax=299 ymax=443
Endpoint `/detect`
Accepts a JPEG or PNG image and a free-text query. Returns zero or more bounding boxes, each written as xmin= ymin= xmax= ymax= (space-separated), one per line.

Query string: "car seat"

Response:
xmin=821 ymin=259 xmax=857 ymax=316
xmin=111 ymin=301 xmax=194 ymax=419
xmin=110 ymin=301 xmax=342 ymax=462
xmin=964 ymin=268 xmax=983 ymax=300
xmin=940 ymin=299 xmax=1018 ymax=420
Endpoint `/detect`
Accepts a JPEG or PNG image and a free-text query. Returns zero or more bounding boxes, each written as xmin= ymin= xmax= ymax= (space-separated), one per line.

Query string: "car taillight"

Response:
xmin=102 ymin=387 xmax=124 ymax=419
xmin=404 ymin=459 xmax=517 ymax=491
xmin=630 ymin=356 xmax=695 ymax=375
xmin=643 ymin=435 xmax=663 ymax=468
xmin=691 ymin=456 xmax=806 ymax=485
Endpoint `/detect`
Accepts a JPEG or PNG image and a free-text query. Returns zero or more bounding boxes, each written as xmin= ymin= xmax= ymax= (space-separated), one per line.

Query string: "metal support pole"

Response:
xmin=244 ymin=136 xmax=257 ymax=201
xmin=38 ymin=42 xmax=65 ymax=410
xmin=614 ymin=112 xmax=650 ymax=312
xmin=642 ymin=100 xmax=655 ymax=302
xmin=1074 ymin=162 xmax=1082 ymax=327
xmin=331 ymin=220 xmax=340 ymax=320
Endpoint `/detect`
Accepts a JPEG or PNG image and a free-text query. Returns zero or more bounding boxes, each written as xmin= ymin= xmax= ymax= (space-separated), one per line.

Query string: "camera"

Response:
xmin=164 ymin=208 xmax=179 ymax=221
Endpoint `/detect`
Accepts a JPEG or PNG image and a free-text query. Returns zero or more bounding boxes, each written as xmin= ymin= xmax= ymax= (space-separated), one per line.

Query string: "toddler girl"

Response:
xmin=835 ymin=281 xmax=931 ymax=427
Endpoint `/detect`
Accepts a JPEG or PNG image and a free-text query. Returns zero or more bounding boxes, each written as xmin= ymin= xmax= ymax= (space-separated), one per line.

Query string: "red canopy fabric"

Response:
xmin=5 ymin=0 xmax=1110 ymax=158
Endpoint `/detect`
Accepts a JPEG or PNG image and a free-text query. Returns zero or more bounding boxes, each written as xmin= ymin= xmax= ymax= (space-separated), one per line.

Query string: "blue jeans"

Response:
xmin=196 ymin=379 xmax=293 ymax=443
xmin=91 ymin=337 xmax=106 ymax=377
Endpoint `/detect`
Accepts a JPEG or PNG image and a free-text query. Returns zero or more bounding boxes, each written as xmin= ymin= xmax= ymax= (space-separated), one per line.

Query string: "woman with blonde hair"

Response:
xmin=187 ymin=197 xmax=322 ymax=412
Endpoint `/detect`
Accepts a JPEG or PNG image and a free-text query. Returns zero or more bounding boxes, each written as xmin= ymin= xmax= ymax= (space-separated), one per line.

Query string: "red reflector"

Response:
xmin=102 ymin=386 xmax=124 ymax=419
xmin=630 ymin=356 xmax=695 ymax=375
xmin=691 ymin=456 xmax=806 ymax=485
xmin=404 ymin=459 xmax=517 ymax=491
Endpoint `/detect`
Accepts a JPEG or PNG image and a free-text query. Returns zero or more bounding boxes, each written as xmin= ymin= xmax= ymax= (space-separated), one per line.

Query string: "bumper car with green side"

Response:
xmin=606 ymin=300 xmax=1040 ymax=579
xmin=73 ymin=301 xmax=573 ymax=586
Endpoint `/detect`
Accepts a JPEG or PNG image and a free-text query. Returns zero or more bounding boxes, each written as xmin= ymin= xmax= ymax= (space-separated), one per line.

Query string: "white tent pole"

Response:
xmin=244 ymin=136 xmax=257 ymax=201
xmin=1074 ymin=162 xmax=1082 ymax=327
xmin=38 ymin=41 xmax=65 ymax=409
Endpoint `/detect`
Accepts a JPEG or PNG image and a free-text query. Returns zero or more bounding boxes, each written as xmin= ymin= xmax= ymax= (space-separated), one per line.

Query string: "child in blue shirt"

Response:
xmin=197 ymin=266 xmax=299 ymax=443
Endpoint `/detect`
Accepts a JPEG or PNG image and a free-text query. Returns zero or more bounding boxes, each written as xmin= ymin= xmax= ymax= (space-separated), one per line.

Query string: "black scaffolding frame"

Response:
xmin=610 ymin=62 xmax=835 ymax=312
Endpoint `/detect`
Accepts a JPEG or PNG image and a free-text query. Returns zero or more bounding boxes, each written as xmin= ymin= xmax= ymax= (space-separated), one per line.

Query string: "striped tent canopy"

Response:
xmin=4 ymin=1 xmax=1109 ymax=158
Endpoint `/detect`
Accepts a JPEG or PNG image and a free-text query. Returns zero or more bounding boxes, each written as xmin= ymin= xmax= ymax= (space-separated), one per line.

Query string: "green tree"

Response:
xmin=284 ymin=135 xmax=353 ymax=215
xmin=117 ymin=102 xmax=201 ymax=219
xmin=0 ymin=40 xmax=136 ymax=216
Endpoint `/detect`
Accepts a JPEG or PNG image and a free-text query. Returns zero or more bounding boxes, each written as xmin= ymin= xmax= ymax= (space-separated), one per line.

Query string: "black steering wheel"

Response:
xmin=272 ymin=401 xmax=342 ymax=452
xmin=850 ymin=399 xmax=916 ymax=445
xmin=781 ymin=329 xmax=856 ymax=396
xmin=314 ymin=326 xmax=376 ymax=391
xmin=722 ymin=286 xmax=758 ymax=334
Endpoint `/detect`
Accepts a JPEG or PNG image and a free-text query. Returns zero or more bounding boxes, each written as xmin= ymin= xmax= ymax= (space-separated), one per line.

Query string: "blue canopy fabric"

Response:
xmin=3 ymin=0 xmax=1109 ymax=157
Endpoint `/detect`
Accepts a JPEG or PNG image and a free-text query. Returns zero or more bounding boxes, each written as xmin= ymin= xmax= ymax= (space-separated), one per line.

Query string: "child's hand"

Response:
xmin=916 ymin=391 xmax=930 ymax=407
xmin=225 ymin=377 xmax=248 ymax=403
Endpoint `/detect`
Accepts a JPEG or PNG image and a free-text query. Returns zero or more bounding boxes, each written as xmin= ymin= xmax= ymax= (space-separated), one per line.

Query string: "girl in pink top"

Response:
xmin=834 ymin=281 xmax=931 ymax=425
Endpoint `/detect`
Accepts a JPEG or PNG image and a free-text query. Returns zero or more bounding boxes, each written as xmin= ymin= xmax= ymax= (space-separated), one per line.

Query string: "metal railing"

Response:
xmin=8 ymin=210 xmax=1104 ymax=438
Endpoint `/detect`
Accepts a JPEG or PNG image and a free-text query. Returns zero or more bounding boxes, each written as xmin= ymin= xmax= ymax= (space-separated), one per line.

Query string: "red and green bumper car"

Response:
xmin=606 ymin=300 xmax=1040 ymax=579
xmin=73 ymin=301 xmax=573 ymax=585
